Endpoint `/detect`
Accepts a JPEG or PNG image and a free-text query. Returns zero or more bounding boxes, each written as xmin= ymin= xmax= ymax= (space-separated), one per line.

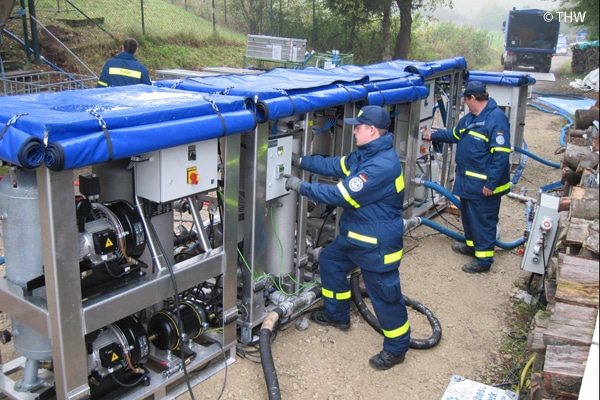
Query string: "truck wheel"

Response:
xmin=542 ymin=62 xmax=551 ymax=73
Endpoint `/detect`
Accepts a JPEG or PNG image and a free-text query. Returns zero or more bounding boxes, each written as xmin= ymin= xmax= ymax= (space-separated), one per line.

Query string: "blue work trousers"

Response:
xmin=319 ymin=235 xmax=411 ymax=355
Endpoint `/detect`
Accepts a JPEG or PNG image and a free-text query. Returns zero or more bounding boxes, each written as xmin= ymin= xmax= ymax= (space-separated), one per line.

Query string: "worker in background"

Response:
xmin=423 ymin=81 xmax=511 ymax=274
xmin=97 ymin=38 xmax=151 ymax=87
xmin=284 ymin=105 xmax=410 ymax=370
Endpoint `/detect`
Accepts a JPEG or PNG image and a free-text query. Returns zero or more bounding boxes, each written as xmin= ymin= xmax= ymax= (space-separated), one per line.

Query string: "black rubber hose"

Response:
xmin=350 ymin=273 xmax=442 ymax=349
xmin=259 ymin=309 xmax=283 ymax=400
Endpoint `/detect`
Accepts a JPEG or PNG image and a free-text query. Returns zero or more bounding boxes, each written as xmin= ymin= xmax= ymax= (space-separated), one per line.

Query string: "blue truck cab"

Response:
xmin=501 ymin=8 xmax=560 ymax=73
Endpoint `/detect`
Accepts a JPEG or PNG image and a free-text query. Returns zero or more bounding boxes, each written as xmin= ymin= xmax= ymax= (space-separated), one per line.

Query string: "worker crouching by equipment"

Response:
xmin=284 ymin=105 xmax=410 ymax=370
xmin=423 ymin=81 xmax=512 ymax=274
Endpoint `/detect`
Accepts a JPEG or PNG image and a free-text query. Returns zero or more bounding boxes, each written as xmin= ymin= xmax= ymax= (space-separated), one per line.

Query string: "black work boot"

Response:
xmin=461 ymin=260 xmax=490 ymax=274
xmin=369 ymin=350 xmax=405 ymax=370
xmin=310 ymin=309 xmax=350 ymax=331
xmin=451 ymin=242 xmax=475 ymax=256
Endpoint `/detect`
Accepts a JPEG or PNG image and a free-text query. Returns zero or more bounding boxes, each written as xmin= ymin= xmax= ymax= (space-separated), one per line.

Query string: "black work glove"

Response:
xmin=284 ymin=174 xmax=303 ymax=192
xmin=291 ymin=152 xmax=301 ymax=168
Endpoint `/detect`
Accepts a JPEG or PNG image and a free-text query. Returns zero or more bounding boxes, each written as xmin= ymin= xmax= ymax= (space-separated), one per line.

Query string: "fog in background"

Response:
xmin=428 ymin=0 xmax=564 ymax=31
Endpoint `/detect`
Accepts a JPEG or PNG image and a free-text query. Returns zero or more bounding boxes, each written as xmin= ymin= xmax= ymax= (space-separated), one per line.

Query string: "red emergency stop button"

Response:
xmin=187 ymin=167 xmax=199 ymax=184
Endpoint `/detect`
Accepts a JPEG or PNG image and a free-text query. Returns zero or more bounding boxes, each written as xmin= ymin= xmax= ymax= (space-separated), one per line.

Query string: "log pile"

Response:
xmin=571 ymin=42 xmax=599 ymax=74
xmin=527 ymin=105 xmax=598 ymax=400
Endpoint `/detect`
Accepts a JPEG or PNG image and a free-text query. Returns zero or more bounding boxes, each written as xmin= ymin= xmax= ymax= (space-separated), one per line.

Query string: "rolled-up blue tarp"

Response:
xmin=361 ymin=86 xmax=430 ymax=107
xmin=0 ymin=124 xmax=45 ymax=168
xmin=0 ymin=85 xmax=257 ymax=170
xmin=466 ymin=70 xmax=536 ymax=86
xmin=45 ymin=110 xmax=256 ymax=170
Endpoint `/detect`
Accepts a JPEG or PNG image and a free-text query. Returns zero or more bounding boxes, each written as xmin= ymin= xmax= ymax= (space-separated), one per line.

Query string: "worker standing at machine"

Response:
xmin=284 ymin=105 xmax=410 ymax=370
xmin=97 ymin=38 xmax=152 ymax=87
xmin=423 ymin=81 xmax=511 ymax=274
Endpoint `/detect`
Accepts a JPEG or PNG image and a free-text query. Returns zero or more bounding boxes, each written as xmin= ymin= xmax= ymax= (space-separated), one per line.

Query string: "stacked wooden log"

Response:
xmin=571 ymin=42 xmax=599 ymax=74
xmin=527 ymin=105 xmax=598 ymax=399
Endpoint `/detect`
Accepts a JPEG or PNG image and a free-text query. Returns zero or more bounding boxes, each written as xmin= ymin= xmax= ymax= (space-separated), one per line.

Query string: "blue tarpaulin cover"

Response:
xmin=0 ymin=85 xmax=257 ymax=170
xmin=155 ymin=65 xmax=431 ymax=121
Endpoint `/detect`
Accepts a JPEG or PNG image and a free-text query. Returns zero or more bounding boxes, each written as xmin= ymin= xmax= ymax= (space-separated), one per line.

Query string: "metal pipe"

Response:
xmin=187 ymin=196 xmax=212 ymax=253
xmin=135 ymin=195 xmax=167 ymax=271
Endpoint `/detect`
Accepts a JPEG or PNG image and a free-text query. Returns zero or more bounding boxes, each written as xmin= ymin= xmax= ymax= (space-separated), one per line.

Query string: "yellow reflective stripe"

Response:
xmin=97 ymin=81 xmax=108 ymax=87
xmin=453 ymin=127 xmax=461 ymax=140
xmin=337 ymin=181 xmax=360 ymax=208
xmin=491 ymin=147 xmax=511 ymax=154
xmin=465 ymin=170 xmax=487 ymax=180
xmin=466 ymin=240 xmax=474 ymax=247
xmin=395 ymin=172 xmax=405 ymax=193
xmin=384 ymin=248 xmax=403 ymax=264
xmin=322 ymin=288 xmax=351 ymax=300
xmin=348 ymin=231 xmax=378 ymax=244
xmin=493 ymin=182 xmax=511 ymax=194
xmin=108 ymin=67 xmax=142 ymax=79
xmin=475 ymin=250 xmax=494 ymax=258
xmin=382 ymin=320 xmax=410 ymax=339
xmin=340 ymin=156 xmax=350 ymax=176
xmin=468 ymin=130 xmax=489 ymax=142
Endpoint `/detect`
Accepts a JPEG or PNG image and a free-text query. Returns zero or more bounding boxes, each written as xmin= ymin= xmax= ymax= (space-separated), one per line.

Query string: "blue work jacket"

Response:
xmin=432 ymin=98 xmax=511 ymax=200
xmin=299 ymin=133 xmax=405 ymax=272
xmin=97 ymin=52 xmax=151 ymax=87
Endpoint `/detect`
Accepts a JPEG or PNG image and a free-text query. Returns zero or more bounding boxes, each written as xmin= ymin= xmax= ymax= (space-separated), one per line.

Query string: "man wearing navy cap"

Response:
xmin=284 ymin=105 xmax=410 ymax=370
xmin=423 ymin=81 xmax=511 ymax=274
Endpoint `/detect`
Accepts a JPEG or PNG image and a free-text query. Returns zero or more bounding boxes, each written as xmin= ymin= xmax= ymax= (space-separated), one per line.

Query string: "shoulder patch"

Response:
xmin=496 ymin=136 xmax=505 ymax=145
xmin=348 ymin=177 xmax=364 ymax=192
xmin=359 ymin=173 xmax=368 ymax=182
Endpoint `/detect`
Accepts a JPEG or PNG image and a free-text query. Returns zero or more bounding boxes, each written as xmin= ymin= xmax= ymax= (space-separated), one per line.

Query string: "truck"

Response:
xmin=501 ymin=8 xmax=560 ymax=73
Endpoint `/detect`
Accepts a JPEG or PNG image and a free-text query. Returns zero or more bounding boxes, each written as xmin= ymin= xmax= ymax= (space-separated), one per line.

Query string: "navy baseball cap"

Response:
xmin=458 ymin=81 xmax=487 ymax=97
xmin=344 ymin=106 xmax=391 ymax=130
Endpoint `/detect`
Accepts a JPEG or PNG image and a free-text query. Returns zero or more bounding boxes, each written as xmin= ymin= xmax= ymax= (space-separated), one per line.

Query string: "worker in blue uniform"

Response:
xmin=423 ymin=81 xmax=511 ymax=274
xmin=97 ymin=38 xmax=151 ymax=87
xmin=284 ymin=105 xmax=410 ymax=370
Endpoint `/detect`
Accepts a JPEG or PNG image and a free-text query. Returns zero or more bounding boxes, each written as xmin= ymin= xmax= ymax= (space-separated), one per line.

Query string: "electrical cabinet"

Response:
xmin=134 ymin=140 xmax=219 ymax=203
xmin=266 ymin=135 xmax=293 ymax=201
xmin=520 ymin=193 xmax=561 ymax=275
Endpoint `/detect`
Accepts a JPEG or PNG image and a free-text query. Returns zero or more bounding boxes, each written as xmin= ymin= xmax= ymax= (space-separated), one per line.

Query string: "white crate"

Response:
xmin=246 ymin=35 xmax=306 ymax=62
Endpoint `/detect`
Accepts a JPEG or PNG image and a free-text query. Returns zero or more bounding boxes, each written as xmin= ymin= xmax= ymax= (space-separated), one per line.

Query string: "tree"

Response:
xmin=393 ymin=0 xmax=452 ymax=60
xmin=562 ymin=0 xmax=599 ymax=40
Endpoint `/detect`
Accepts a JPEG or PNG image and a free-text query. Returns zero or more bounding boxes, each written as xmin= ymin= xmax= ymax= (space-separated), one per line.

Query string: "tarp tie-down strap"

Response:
xmin=370 ymin=83 xmax=383 ymax=103
xmin=276 ymin=88 xmax=296 ymax=116
xmin=204 ymin=96 xmax=226 ymax=137
xmin=337 ymin=83 xmax=353 ymax=103
xmin=88 ymin=110 xmax=114 ymax=161
xmin=0 ymin=113 xmax=28 ymax=141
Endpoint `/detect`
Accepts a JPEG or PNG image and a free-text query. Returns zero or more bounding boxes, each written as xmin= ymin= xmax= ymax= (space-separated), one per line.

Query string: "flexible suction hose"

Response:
xmin=418 ymin=217 xmax=526 ymax=249
xmin=259 ymin=287 xmax=321 ymax=400
xmin=350 ymin=273 xmax=442 ymax=349
xmin=513 ymin=146 xmax=560 ymax=169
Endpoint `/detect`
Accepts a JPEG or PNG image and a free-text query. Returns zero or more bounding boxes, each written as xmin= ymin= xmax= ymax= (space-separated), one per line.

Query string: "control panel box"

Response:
xmin=134 ymin=140 xmax=219 ymax=203
xmin=266 ymin=135 xmax=293 ymax=201
xmin=520 ymin=193 xmax=561 ymax=275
